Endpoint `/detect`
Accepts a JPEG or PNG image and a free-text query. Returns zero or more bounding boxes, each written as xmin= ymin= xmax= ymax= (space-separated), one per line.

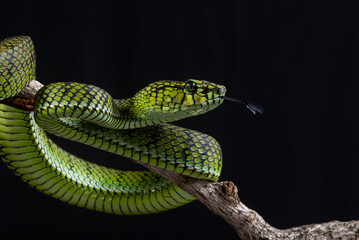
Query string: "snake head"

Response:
xmin=133 ymin=79 xmax=226 ymax=124
xmin=180 ymin=79 xmax=226 ymax=109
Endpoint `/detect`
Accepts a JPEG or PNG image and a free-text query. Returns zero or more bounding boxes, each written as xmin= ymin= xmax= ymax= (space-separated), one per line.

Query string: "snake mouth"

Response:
xmin=220 ymin=96 xmax=264 ymax=114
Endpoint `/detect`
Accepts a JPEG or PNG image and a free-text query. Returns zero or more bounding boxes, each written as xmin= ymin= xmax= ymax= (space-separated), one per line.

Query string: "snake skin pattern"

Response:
xmin=0 ymin=36 xmax=35 ymax=99
xmin=0 ymin=36 xmax=225 ymax=214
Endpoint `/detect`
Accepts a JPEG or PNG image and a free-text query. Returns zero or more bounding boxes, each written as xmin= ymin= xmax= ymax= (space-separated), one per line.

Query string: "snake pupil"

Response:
xmin=184 ymin=80 xmax=197 ymax=92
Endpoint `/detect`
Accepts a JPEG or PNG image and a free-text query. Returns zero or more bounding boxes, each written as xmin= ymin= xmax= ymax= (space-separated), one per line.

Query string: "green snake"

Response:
xmin=0 ymin=36 xmax=226 ymax=215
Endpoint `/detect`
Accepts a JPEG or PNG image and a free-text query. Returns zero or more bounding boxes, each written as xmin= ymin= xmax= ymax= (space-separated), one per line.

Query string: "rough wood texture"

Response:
xmin=16 ymin=80 xmax=359 ymax=239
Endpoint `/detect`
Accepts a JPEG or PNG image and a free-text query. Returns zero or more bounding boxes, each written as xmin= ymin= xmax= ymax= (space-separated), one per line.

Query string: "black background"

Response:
xmin=1 ymin=1 xmax=358 ymax=239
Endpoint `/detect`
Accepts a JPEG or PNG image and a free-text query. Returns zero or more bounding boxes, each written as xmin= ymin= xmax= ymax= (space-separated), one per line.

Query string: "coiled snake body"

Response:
xmin=0 ymin=36 xmax=225 ymax=214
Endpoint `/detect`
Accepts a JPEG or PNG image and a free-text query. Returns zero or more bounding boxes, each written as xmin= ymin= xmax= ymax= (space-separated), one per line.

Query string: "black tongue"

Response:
xmin=246 ymin=102 xmax=264 ymax=115
xmin=222 ymin=96 xmax=264 ymax=115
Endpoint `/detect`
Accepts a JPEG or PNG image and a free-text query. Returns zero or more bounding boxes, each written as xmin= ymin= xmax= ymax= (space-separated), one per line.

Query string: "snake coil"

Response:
xmin=0 ymin=36 xmax=225 ymax=215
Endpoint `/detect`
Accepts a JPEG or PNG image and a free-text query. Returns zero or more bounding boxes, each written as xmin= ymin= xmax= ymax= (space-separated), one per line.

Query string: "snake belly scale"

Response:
xmin=0 ymin=36 xmax=225 ymax=215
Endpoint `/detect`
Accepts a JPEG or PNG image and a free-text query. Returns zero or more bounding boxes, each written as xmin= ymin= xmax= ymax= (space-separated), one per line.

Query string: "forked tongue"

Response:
xmin=222 ymin=96 xmax=264 ymax=115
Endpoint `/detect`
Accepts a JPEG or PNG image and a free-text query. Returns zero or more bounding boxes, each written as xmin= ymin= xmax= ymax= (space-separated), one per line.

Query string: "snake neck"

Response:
xmin=113 ymin=98 xmax=164 ymax=128
xmin=113 ymin=98 xmax=192 ymax=128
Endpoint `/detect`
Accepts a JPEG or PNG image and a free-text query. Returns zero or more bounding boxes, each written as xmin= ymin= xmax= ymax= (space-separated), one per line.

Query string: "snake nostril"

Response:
xmin=214 ymin=86 xmax=226 ymax=96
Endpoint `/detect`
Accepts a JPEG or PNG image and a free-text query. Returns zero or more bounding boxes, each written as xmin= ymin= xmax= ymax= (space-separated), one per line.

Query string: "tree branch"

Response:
xmin=140 ymin=162 xmax=359 ymax=240
xmin=12 ymin=80 xmax=359 ymax=240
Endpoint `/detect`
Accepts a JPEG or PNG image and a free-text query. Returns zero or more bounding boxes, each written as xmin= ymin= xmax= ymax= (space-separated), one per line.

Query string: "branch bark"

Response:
xmin=13 ymin=80 xmax=359 ymax=240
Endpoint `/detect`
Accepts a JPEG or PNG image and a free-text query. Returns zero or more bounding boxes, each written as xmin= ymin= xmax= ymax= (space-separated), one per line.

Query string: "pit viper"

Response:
xmin=0 ymin=36 xmax=226 ymax=214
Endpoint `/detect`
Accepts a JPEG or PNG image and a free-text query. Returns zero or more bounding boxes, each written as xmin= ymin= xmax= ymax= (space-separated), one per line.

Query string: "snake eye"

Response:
xmin=184 ymin=81 xmax=197 ymax=93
